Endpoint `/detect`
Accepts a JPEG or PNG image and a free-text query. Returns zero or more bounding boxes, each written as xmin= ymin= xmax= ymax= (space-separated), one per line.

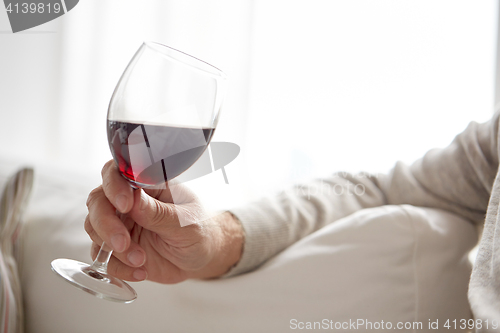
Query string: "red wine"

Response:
xmin=107 ymin=120 xmax=215 ymax=187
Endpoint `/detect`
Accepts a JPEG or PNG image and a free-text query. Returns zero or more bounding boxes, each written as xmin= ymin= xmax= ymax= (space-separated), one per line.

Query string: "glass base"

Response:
xmin=51 ymin=258 xmax=137 ymax=303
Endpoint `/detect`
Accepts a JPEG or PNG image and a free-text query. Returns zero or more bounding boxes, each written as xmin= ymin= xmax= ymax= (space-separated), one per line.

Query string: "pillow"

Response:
xmin=0 ymin=167 xmax=34 ymax=333
xmin=20 ymin=169 xmax=477 ymax=332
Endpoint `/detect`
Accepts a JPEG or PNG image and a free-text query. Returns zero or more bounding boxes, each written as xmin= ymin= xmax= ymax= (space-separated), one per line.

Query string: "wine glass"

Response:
xmin=51 ymin=42 xmax=227 ymax=303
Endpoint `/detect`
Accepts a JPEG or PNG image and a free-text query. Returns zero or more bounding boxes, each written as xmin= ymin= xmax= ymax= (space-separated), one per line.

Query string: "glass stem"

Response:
xmin=90 ymin=242 xmax=113 ymax=274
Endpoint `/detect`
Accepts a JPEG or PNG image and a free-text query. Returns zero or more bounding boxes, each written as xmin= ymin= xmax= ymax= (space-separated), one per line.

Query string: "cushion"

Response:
xmin=0 ymin=166 xmax=34 ymax=333
xmin=20 ymin=167 xmax=477 ymax=332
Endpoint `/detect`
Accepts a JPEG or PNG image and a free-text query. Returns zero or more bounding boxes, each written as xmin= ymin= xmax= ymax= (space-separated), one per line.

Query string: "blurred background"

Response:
xmin=0 ymin=0 xmax=498 ymax=210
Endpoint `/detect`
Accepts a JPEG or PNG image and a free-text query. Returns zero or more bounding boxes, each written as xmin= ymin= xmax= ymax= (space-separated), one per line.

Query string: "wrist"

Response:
xmin=201 ymin=211 xmax=244 ymax=279
xmin=220 ymin=211 xmax=244 ymax=274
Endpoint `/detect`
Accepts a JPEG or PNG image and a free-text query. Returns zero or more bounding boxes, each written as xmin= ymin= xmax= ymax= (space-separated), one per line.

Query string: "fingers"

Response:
xmin=89 ymin=237 xmax=147 ymax=271
xmin=87 ymin=218 xmax=146 ymax=268
xmin=101 ymin=160 xmax=134 ymax=214
xmin=86 ymin=195 xmax=147 ymax=269
xmin=86 ymin=185 xmax=130 ymax=253
xmin=84 ymin=215 xmax=102 ymax=245
xmin=91 ymin=243 xmax=148 ymax=282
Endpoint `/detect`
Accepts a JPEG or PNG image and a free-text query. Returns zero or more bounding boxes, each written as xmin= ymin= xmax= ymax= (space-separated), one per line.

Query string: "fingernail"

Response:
xmin=116 ymin=194 xmax=128 ymax=213
xmin=110 ymin=234 xmax=126 ymax=253
xmin=128 ymin=250 xmax=145 ymax=267
xmin=140 ymin=190 xmax=149 ymax=211
xmin=133 ymin=268 xmax=147 ymax=281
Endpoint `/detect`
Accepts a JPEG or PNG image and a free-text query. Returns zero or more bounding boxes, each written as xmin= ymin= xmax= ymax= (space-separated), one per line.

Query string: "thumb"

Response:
xmin=129 ymin=189 xmax=180 ymax=234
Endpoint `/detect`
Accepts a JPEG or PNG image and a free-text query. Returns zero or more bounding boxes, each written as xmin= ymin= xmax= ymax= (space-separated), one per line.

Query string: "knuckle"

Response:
xmin=101 ymin=172 xmax=114 ymax=195
xmin=101 ymin=160 xmax=114 ymax=178
xmin=90 ymin=242 xmax=99 ymax=260
xmin=84 ymin=215 xmax=92 ymax=234
xmin=93 ymin=216 xmax=106 ymax=236
xmin=153 ymin=202 xmax=183 ymax=232
xmin=86 ymin=186 xmax=103 ymax=209
xmin=84 ymin=216 xmax=101 ymax=243
xmin=150 ymin=200 xmax=170 ymax=228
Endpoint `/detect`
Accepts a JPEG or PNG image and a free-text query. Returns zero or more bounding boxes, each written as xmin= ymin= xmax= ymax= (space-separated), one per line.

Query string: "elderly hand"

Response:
xmin=84 ymin=160 xmax=243 ymax=284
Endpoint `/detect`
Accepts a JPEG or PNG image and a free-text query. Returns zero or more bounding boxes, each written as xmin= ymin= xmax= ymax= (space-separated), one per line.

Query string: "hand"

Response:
xmin=84 ymin=160 xmax=243 ymax=284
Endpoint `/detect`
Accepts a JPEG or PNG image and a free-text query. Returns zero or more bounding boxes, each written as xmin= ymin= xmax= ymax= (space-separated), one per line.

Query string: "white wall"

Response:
xmin=0 ymin=1 xmax=497 ymax=210
xmin=242 ymin=0 xmax=498 ymax=200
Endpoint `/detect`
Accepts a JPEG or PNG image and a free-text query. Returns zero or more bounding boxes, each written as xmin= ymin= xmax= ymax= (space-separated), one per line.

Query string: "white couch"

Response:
xmin=1 ymin=161 xmax=477 ymax=332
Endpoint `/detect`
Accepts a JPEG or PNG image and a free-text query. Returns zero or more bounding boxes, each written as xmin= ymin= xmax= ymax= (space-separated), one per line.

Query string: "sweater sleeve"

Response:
xmin=226 ymin=112 xmax=500 ymax=277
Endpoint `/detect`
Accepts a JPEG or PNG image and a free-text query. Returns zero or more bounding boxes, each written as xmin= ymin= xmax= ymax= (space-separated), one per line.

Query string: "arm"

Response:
xmin=85 ymin=113 xmax=499 ymax=282
xmin=226 ymin=112 xmax=499 ymax=277
xmin=378 ymin=113 xmax=498 ymax=221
